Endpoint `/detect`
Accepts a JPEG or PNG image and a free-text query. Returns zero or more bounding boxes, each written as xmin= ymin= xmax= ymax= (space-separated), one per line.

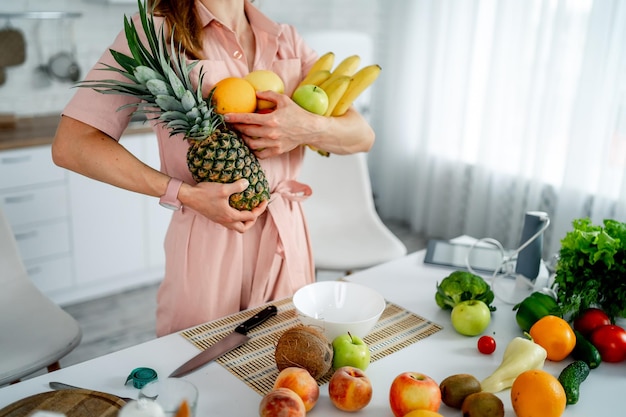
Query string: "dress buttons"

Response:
xmin=233 ymin=50 xmax=243 ymax=60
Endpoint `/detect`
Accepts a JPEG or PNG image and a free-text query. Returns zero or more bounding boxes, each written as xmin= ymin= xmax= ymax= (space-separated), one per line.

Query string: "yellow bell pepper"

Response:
xmin=481 ymin=336 xmax=547 ymax=393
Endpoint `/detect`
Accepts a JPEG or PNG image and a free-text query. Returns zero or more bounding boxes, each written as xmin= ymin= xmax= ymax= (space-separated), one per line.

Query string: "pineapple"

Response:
xmin=77 ymin=0 xmax=269 ymax=210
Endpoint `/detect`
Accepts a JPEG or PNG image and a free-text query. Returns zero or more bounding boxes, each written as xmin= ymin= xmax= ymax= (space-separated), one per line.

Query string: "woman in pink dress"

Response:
xmin=52 ymin=0 xmax=374 ymax=336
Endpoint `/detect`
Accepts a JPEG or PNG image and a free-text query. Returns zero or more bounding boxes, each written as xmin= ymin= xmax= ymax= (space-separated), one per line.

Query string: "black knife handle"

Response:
xmin=234 ymin=305 xmax=278 ymax=335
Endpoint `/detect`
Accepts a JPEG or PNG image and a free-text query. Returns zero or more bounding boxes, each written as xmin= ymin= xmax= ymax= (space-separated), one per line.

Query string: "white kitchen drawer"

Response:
xmin=24 ymin=256 xmax=73 ymax=293
xmin=0 ymin=184 xmax=69 ymax=227
xmin=0 ymin=146 xmax=65 ymax=190
xmin=12 ymin=220 xmax=71 ymax=261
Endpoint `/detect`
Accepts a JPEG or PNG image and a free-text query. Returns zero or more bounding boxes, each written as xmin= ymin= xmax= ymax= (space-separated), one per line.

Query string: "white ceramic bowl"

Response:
xmin=292 ymin=281 xmax=386 ymax=341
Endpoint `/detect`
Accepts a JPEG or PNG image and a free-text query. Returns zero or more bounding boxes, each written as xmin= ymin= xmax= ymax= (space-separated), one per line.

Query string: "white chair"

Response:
xmin=0 ymin=208 xmax=82 ymax=386
xmin=299 ymin=151 xmax=407 ymax=275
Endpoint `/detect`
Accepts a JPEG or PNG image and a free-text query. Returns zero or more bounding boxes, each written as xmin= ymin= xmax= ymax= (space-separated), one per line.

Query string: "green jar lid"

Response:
xmin=125 ymin=367 xmax=158 ymax=389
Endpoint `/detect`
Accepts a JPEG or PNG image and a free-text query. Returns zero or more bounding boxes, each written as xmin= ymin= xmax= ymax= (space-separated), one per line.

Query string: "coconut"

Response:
xmin=274 ymin=325 xmax=334 ymax=380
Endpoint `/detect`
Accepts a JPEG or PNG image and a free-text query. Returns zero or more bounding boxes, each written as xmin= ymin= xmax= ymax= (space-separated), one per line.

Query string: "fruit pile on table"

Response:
xmin=255 ymin=263 xmax=625 ymax=417
xmin=255 ymin=219 xmax=626 ymax=416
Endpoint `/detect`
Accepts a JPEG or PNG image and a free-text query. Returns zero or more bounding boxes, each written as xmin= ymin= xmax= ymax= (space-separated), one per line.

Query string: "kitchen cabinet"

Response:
xmin=0 ymin=131 xmax=170 ymax=306
xmin=68 ymin=137 xmax=146 ymax=285
xmin=67 ymin=133 xmax=171 ymax=299
xmin=0 ymin=146 xmax=73 ymax=294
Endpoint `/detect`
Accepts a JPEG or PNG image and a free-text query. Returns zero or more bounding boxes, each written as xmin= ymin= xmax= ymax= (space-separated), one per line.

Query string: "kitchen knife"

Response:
xmin=169 ymin=304 xmax=278 ymax=378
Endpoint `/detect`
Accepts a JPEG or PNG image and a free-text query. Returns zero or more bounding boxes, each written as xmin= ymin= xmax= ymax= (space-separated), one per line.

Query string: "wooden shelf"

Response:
xmin=0 ymin=12 xmax=82 ymax=20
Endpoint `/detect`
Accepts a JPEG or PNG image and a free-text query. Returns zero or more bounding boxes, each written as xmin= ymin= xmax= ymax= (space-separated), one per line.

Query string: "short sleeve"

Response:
xmin=62 ymin=13 xmax=163 ymax=141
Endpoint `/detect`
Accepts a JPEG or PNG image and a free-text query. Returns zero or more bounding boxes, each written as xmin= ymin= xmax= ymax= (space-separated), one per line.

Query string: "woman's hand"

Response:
xmin=225 ymin=90 xmax=321 ymax=159
xmin=178 ymin=179 xmax=268 ymax=233
xmin=225 ymin=90 xmax=375 ymax=158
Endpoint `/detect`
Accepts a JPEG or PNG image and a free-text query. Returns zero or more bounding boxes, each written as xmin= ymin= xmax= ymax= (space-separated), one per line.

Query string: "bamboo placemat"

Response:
xmin=180 ymin=297 xmax=443 ymax=395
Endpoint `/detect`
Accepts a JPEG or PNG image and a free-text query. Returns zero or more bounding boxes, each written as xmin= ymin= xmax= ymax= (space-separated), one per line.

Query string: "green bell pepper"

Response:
xmin=512 ymin=291 xmax=562 ymax=332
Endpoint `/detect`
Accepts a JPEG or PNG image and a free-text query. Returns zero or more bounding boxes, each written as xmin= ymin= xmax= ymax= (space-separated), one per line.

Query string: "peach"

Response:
xmin=259 ymin=388 xmax=306 ymax=417
xmin=273 ymin=367 xmax=320 ymax=411
xmin=328 ymin=366 xmax=373 ymax=412
xmin=403 ymin=410 xmax=444 ymax=417
xmin=389 ymin=372 xmax=441 ymax=417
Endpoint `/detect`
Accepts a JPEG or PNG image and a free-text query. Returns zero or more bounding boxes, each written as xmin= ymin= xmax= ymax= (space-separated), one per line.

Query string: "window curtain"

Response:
xmin=369 ymin=0 xmax=626 ymax=257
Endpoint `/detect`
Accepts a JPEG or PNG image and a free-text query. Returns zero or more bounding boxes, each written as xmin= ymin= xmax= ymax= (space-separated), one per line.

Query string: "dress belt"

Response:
xmin=248 ymin=179 xmax=313 ymax=303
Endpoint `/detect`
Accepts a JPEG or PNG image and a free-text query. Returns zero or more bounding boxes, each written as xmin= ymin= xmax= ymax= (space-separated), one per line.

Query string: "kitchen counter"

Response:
xmin=0 ymin=115 xmax=153 ymax=151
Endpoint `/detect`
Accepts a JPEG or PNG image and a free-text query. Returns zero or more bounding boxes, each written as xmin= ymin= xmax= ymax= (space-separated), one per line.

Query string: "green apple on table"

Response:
xmin=332 ymin=332 xmax=371 ymax=371
xmin=450 ymin=299 xmax=491 ymax=336
xmin=291 ymin=84 xmax=329 ymax=115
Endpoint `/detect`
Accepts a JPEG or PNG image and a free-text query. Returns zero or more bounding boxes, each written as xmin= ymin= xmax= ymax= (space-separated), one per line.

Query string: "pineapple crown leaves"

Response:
xmin=76 ymin=0 xmax=224 ymax=140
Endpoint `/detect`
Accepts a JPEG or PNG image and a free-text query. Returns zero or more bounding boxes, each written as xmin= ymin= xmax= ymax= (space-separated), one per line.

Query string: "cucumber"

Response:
xmin=558 ymin=360 xmax=590 ymax=405
xmin=572 ymin=330 xmax=602 ymax=369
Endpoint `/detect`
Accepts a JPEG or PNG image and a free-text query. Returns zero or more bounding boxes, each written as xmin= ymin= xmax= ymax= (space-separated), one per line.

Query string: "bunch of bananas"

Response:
xmin=295 ymin=52 xmax=382 ymax=156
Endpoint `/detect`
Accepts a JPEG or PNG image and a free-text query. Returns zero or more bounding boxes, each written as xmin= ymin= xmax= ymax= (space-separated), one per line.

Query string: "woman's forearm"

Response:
xmin=303 ymin=107 xmax=375 ymax=155
xmin=52 ymin=115 xmax=169 ymax=198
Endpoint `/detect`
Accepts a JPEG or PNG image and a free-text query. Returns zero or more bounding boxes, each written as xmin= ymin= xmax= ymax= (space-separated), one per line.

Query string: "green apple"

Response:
xmin=291 ymin=84 xmax=329 ymax=115
xmin=450 ymin=300 xmax=491 ymax=336
xmin=332 ymin=332 xmax=371 ymax=371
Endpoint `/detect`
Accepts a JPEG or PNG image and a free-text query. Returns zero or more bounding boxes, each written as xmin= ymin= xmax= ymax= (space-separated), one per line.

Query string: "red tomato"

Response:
xmin=590 ymin=324 xmax=626 ymax=363
xmin=477 ymin=335 xmax=496 ymax=354
xmin=573 ymin=308 xmax=611 ymax=337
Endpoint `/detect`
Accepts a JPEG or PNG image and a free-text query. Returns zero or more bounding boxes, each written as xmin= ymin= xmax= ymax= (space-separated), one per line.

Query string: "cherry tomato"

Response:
xmin=477 ymin=335 xmax=496 ymax=354
xmin=573 ymin=307 xmax=611 ymax=337
xmin=590 ymin=324 xmax=626 ymax=363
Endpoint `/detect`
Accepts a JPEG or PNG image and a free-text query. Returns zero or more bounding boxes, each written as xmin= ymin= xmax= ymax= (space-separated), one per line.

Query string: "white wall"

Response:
xmin=0 ymin=0 xmax=382 ymax=117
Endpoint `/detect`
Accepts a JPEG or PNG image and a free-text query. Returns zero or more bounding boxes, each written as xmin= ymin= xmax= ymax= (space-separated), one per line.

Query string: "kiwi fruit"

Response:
xmin=439 ymin=373 xmax=482 ymax=409
xmin=461 ymin=391 xmax=504 ymax=417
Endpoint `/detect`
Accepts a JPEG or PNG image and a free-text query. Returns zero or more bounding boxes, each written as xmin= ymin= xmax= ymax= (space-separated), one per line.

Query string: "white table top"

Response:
xmin=0 ymin=250 xmax=622 ymax=416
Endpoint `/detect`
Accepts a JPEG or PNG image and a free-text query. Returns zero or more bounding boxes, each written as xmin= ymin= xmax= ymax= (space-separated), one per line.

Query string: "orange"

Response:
xmin=510 ymin=369 xmax=566 ymax=417
xmin=529 ymin=315 xmax=576 ymax=361
xmin=211 ymin=77 xmax=257 ymax=114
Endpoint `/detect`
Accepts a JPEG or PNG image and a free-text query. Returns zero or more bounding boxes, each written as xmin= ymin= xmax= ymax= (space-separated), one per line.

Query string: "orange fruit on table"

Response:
xmin=511 ymin=369 xmax=566 ymax=417
xmin=211 ymin=76 xmax=257 ymax=114
xmin=529 ymin=315 xmax=576 ymax=361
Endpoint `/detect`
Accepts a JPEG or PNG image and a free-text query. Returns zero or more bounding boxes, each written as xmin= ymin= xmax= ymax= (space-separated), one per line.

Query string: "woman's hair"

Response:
xmin=149 ymin=0 xmax=204 ymax=59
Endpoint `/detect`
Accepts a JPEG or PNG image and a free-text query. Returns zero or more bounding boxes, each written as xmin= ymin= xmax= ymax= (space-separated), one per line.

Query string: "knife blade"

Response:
xmin=169 ymin=304 xmax=278 ymax=378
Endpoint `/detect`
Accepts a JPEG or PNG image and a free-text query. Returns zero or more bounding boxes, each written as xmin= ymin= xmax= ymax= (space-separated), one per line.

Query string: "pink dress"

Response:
xmin=63 ymin=1 xmax=317 ymax=336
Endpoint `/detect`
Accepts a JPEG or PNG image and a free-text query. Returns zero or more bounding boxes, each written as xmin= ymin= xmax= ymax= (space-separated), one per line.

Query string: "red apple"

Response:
xmin=328 ymin=366 xmax=373 ymax=412
xmin=273 ymin=367 xmax=320 ymax=411
xmin=259 ymin=387 xmax=306 ymax=417
xmin=389 ymin=372 xmax=441 ymax=417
